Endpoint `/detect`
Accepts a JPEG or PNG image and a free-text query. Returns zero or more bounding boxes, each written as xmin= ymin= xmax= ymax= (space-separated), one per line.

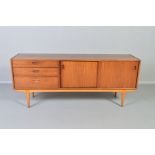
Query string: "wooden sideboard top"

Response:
xmin=12 ymin=53 xmax=140 ymax=61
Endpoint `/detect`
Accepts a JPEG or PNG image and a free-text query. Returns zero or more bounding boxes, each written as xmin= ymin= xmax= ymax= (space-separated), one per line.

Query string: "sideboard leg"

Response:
xmin=25 ymin=91 xmax=30 ymax=108
xmin=114 ymin=92 xmax=117 ymax=98
xmin=121 ymin=91 xmax=126 ymax=107
xmin=32 ymin=92 xmax=35 ymax=98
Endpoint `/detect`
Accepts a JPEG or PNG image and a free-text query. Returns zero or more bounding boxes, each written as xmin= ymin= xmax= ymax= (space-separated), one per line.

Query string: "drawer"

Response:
xmin=14 ymin=77 xmax=59 ymax=90
xmin=13 ymin=68 xmax=59 ymax=77
xmin=12 ymin=60 xmax=59 ymax=68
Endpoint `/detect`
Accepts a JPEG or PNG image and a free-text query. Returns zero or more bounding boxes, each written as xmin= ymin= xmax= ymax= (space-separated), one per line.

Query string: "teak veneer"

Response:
xmin=11 ymin=54 xmax=141 ymax=108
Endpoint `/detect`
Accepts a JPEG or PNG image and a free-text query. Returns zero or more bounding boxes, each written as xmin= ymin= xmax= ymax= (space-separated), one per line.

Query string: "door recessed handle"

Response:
xmin=61 ymin=64 xmax=64 ymax=69
xmin=133 ymin=66 xmax=137 ymax=70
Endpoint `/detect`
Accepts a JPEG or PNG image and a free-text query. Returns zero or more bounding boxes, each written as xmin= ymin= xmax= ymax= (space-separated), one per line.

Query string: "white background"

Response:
xmin=0 ymin=0 xmax=155 ymax=155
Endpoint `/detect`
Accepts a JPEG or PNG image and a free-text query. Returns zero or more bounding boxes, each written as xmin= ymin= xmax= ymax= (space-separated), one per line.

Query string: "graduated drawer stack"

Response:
xmin=12 ymin=60 xmax=60 ymax=90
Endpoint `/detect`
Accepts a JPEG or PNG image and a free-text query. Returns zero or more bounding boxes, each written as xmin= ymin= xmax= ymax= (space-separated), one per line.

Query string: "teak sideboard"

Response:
xmin=11 ymin=54 xmax=141 ymax=108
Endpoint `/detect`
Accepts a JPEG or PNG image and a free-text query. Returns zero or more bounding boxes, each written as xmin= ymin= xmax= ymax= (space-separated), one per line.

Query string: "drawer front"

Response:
xmin=13 ymin=68 xmax=59 ymax=77
xmin=14 ymin=77 xmax=59 ymax=90
xmin=12 ymin=60 xmax=59 ymax=68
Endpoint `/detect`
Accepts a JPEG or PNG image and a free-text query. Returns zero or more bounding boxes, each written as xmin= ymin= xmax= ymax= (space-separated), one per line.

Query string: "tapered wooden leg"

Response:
xmin=25 ymin=91 xmax=30 ymax=108
xmin=114 ymin=92 xmax=117 ymax=98
xmin=121 ymin=91 xmax=126 ymax=107
xmin=32 ymin=92 xmax=35 ymax=97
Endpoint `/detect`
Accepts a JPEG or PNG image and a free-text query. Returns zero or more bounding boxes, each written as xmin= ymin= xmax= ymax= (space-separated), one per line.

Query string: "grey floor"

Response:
xmin=0 ymin=84 xmax=155 ymax=129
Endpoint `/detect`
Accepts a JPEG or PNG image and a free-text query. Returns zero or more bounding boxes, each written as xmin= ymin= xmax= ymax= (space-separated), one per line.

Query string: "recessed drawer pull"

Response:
xmin=32 ymin=70 xmax=40 ymax=73
xmin=32 ymin=61 xmax=39 ymax=64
